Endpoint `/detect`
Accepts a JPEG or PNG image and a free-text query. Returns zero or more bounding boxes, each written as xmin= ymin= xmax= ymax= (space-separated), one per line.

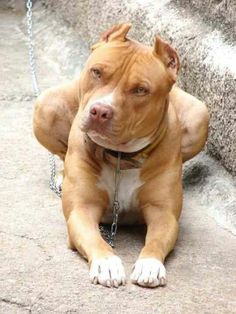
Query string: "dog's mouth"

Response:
xmin=86 ymin=130 xmax=122 ymax=150
xmin=80 ymin=114 xmax=152 ymax=153
xmin=80 ymin=115 xmax=113 ymax=135
xmin=79 ymin=116 xmax=121 ymax=149
xmin=86 ymin=130 xmax=151 ymax=153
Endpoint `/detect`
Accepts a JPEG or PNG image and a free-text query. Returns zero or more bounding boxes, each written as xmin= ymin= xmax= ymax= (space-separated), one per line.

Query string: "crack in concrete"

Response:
xmin=0 ymin=230 xmax=40 ymax=242
xmin=0 ymin=297 xmax=31 ymax=310
xmin=0 ymin=231 xmax=53 ymax=260
xmin=0 ymin=95 xmax=34 ymax=101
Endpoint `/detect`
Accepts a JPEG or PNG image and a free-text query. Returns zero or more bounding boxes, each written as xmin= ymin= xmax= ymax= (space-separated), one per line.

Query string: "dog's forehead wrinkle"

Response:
xmin=123 ymin=56 xmax=162 ymax=89
xmin=89 ymin=47 xmax=158 ymax=91
xmin=90 ymin=41 xmax=137 ymax=66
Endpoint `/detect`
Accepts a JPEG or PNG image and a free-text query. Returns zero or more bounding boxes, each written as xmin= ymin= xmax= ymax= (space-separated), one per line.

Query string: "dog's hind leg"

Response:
xmin=170 ymin=86 xmax=209 ymax=162
xmin=33 ymin=80 xmax=79 ymax=160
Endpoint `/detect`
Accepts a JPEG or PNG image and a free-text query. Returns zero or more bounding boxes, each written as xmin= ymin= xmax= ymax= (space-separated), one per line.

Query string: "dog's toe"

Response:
xmin=89 ymin=256 xmax=126 ymax=288
xmin=130 ymin=258 xmax=166 ymax=288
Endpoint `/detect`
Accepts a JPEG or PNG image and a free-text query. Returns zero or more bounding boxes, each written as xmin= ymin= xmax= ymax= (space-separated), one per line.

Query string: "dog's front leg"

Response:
xmin=62 ymin=161 xmax=126 ymax=289
xmin=131 ymin=177 xmax=182 ymax=288
xmin=131 ymin=209 xmax=179 ymax=287
xmin=66 ymin=206 xmax=127 ymax=287
xmin=66 ymin=208 xmax=125 ymax=287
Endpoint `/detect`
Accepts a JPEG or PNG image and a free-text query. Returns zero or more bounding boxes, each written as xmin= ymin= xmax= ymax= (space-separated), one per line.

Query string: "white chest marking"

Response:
xmin=97 ymin=164 xmax=143 ymax=223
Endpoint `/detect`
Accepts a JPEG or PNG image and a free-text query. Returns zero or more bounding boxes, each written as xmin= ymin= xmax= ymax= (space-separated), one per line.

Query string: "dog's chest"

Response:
xmin=97 ymin=164 xmax=143 ymax=223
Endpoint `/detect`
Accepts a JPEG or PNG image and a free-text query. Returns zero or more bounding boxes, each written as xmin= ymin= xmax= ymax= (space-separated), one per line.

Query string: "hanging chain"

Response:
xmin=100 ymin=152 xmax=121 ymax=248
xmin=26 ymin=0 xmax=39 ymax=97
xmin=108 ymin=151 xmax=121 ymax=246
xmin=26 ymin=0 xmax=61 ymax=197
xmin=26 ymin=0 xmax=121 ymax=246
xmin=48 ymin=153 xmax=62 ymax=197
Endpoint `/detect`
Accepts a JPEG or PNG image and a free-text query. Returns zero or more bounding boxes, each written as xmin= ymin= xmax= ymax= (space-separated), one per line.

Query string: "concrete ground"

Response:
xmin=0 ymin=9 xmax=236 ymax=314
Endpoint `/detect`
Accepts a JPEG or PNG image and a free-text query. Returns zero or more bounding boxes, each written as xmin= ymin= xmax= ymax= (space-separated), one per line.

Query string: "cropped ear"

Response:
xmin=91 ymin=23 xmax=132 ymax=50
xmin=154 ymin=36 xmax=180 ymax=81
xmin=101 ymin=23 xmax=132 ymax=42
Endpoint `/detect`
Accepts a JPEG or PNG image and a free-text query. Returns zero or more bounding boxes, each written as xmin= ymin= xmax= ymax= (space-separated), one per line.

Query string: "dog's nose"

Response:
xmin=89 ymin=104 xmax=113 ymax=123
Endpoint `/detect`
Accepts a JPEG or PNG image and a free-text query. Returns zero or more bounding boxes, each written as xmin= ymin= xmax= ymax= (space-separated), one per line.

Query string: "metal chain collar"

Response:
xmin=26 ymin=0 xmax=121 ymax=247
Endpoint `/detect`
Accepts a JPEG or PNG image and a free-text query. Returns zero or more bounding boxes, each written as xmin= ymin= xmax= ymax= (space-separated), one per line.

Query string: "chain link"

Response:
xmin=26 ymin=0 xmax=121 ymax=247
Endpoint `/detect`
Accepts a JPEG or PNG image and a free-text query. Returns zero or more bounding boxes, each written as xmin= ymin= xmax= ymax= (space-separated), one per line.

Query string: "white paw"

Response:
xmin=89 ymin=256 xmax=126 ymax=288
xmin=130 ymin=258 xmax=166 ymax=288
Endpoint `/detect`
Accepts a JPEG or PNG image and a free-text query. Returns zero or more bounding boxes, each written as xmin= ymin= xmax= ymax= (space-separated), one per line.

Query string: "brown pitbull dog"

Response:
xmin=33 ymin=24 xmax=209 ymax=288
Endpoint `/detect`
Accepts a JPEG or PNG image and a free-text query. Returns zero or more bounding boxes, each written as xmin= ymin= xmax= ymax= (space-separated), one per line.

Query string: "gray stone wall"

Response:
xmin=176 ymin=0 xmax=236 ymax=40
xmin=38 ymin=0 xmax=236 ymax=175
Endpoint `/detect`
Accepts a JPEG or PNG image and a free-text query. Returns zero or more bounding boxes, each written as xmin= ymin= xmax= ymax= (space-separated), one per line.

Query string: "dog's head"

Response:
xmin=78 ymin=23 xmax=179 ymax=152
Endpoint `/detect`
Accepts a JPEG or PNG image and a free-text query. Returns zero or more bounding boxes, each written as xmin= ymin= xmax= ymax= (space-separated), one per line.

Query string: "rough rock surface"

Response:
xmin=39 ymin=0 xmax=236 ymax=176
xmin=0 ymin=7 xmax=236 ymax=314
xmin=176 ymin=0 xmax=236 ymax=39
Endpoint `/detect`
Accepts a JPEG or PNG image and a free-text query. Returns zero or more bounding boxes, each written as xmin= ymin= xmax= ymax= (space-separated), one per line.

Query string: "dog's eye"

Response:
xmin=91 ymin=68 xmax=102 ymax=79
xmin=133 ymin=86 xmax=149 ymax=96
